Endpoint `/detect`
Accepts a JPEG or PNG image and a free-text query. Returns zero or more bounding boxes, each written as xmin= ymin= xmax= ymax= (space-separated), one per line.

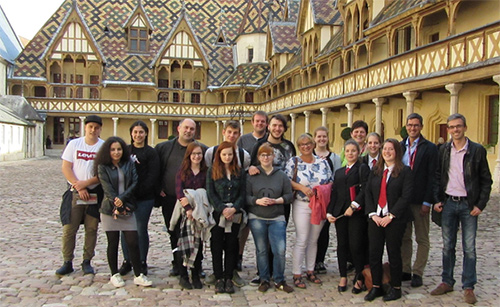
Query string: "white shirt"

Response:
xmin=61 ymin=137 xmax=104 ymax=189
xmin=368 ymin=164 xmax=394 ymax=218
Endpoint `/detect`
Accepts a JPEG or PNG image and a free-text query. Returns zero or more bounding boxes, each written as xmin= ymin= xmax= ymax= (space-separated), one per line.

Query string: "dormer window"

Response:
xmin=129 ymin=16 xmax=149 ymax=52
xmin=248 ymin=48 xmax=254 ymax=63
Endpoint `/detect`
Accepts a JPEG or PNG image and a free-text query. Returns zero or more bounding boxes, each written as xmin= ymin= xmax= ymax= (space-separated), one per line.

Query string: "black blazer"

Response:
xmin=400 ymin=136 xmax=438 ymax=205
xmin=328 ymin=161 xmax=370 ymax=217
xmin=365 ymin=166 xmax=413 ymax=223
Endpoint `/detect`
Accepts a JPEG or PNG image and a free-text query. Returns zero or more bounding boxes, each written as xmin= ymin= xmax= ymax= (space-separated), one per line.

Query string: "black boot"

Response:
xmin=191 ymin=270 xmax=203 ymax=289
xmin=56 ymin=261 xmax=73 ymax=276
xmin=81 ymin=259 xmax=94 ymax=275
xmin=179 ymin=276 xmax=193 ymax=289
xmin=364 ymin=287 xmax=384 ymax=301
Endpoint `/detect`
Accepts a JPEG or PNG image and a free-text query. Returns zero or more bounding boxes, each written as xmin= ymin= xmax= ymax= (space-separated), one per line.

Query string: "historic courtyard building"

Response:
xmin=7 ymin=0 xmax=500 ymax=186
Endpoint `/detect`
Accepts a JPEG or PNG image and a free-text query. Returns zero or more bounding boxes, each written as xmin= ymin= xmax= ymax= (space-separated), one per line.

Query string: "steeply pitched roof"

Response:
xmin=238 ymin=0 xmax=287 ymax=36
xmin=371 ymin=0 xmax=435 ymax=27
xmin=12 ymin=0 xmax=251 ymax=87
xmin=221 ymin=63 xmax=270 ymax=88
xmin=277 ymin=48 xmax=302 ymax=78
xmin=269 ymin=21 xmax=300 ymax=54
xmin=0 ymin=6 xmax=23 ymax=63
xmin=310 ymin=0 xmax=342 ymax=25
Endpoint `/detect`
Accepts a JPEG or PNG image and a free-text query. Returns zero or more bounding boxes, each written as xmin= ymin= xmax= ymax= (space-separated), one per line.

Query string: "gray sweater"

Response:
xmin=246 ymin=166 xmax=293 ymax=219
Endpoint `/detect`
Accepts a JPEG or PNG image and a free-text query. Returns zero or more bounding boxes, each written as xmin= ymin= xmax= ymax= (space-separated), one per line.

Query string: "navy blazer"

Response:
xmin=365 ymin=166 xmax=413 ymax=223
xmin=328 ymin=161 xmax=370 ymax=217
xmin=400 ymin=136 xmax=438 ymax=205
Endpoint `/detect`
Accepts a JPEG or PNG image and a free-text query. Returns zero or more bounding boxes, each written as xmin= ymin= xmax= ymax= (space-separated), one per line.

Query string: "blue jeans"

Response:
xmin=121 ymin=199 xmax=154 ymax=262
xmin=441 ymin=198 xmax=478 ymax=289
xmin=249 ymin=217 xmax=287 ymax=283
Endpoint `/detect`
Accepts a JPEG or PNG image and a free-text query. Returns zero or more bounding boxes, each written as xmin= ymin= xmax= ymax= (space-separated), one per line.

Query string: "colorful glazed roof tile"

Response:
xmin=371 ymin=0 xmax=435 ymax=27
xmin=287 ymin=0 xmax=301 ymax=21
xmin=12 ymin=0 xmax=250 ymax=87
xmin=238 ymin=0 xmax=288 ymax=35
xmin=221 ymin=63 xmax=270 ymax=88
xmin=310 ymin=0 xmax=342 ymax=25
xmin=269 ymin=21 xmax=300 ymax=54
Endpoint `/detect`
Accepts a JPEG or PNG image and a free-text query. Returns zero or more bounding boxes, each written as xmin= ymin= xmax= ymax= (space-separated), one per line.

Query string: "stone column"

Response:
xmin=403 ymin=91 xmax=418 ymax=116
xmin=345 ymin=103 xmax=356 ymax=127
xmin=320 ymin=107 xmax=329 ymax=127
xmin=79 ymin=116 xmax=86 ymax=136
xmin=445 ymin=83 xmax=463 ymax=115
xmin=240 ymin=119 xmax=244 ymax=134
xmin=149 ymin=118 xmax=157 ymax=146
xmin=290 ymin=113 xmax=297 ymax=144
xmin=303 ymin=110 xmax=311 ymax=133
xmin=215 ymin=121 xmax=221 ymax=144
xmin=372 ymin=98 xmax=387 ymax=135
xmin=112 ymin=117 xmax=119 ymax=136
xmin=492 ymin=75 xmax=500 ymax=192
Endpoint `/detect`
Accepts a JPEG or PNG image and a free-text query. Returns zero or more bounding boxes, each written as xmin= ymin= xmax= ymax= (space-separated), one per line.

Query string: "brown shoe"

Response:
xmin=464 ymin=289 xmax=477 ymax=304
xmin=431 ymin=283 xmax=453 ymax=296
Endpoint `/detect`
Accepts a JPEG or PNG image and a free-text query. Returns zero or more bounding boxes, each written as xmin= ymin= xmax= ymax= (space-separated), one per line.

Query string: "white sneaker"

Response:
xmin=134 ymin=273 xmax=153 ymax=287
xmin=110 ymin=273 xmax=125 ymax=288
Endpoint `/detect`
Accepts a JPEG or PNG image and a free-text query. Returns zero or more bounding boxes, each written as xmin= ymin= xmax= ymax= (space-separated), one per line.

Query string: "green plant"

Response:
xmin=400 ymin=126 xmax=408 ymax=139
xmin=341 ymin=127 xmax=351 ymax=141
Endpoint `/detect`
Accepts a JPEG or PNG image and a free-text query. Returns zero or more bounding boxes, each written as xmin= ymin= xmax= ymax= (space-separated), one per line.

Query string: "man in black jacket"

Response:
xmin=431 ymin=114 xmax=492 ymax=305
xmin=400 ymin=113 xmax=438 ymax=287
xmin=155 ymin=118 xmax=207 ymax=276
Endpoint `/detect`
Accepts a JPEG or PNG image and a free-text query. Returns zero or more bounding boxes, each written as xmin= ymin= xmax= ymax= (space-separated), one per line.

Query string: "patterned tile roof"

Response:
xmin=269 ymin=21 xmax=300 ymax=54
xmin=310 ymin=0 xmax=342 ymax=25
xmin=12 ymin=0 xmax=249 ymax=87
xmin=371 ymin=0 xmax=435 ymax=27
xmin=287 ymin=0 xmax=301 ymax=21
xmin=222 ymin=62 xmax=270 ymax=88
xmin=238 ymin=0 xmax=288 ymax=35
xmin=318 ymin=27 xmax=343 ymax=57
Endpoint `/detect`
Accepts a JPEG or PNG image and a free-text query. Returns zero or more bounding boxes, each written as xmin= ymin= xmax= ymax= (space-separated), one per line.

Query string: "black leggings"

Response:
xmin=106 ymin=231 xmax=142 ymax=276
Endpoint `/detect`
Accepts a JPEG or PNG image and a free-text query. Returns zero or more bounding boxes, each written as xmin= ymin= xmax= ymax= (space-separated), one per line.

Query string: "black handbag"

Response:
xmin=431 ymin=207 xmax=442 ymax=227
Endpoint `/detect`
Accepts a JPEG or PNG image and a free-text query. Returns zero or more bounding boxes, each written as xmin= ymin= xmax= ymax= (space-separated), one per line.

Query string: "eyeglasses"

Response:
xmin=191 ymin=152 xmax=203 ymax=156
xmin=447 ymin=124 xmax=464 ymax=130
xmin=406 ymin=124 xmax=421 ymax=128
xmin=259 ymin=154 xmax=273 ymax=158
xmin=299 ymin=142 xmax=313 ymax=147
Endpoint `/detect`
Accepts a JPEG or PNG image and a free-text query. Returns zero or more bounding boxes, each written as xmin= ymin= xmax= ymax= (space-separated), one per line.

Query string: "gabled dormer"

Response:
xmin=214 ymin=9 xmax=229 ymax=47
xmin=297 ymin=0 xmax=341 ymax=66
xmin=42 ymin=0 xmax=104 ymax=63
xmin=151 ymin=9 xmax=210 ymax=103
xmin=40 ymin=0 xmax=105 ymax=98
xmin=122 ymin=0 xmax=154 ymax=52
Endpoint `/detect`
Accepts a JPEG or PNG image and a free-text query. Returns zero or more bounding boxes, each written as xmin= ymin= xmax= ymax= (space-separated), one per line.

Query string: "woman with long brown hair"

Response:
xmin=364 ymin=138 xmax=413 ymax=302
xmin=206 ymin=141 xmax=246 ymax=294
xmin=175 ymin=141 xmax=207 ymax=289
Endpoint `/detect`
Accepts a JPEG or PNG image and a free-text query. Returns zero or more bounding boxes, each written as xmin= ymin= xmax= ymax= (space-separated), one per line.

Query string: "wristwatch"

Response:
xmin=388 ymin=213 xmax=395 ymax=219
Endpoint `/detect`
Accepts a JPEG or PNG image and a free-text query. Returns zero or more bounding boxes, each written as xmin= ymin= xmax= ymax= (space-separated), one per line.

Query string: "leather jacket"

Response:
xmin=98 ymin=160 xmax=138 ymax=215
xmin=435 ymin=139 xmax=492 ymax=211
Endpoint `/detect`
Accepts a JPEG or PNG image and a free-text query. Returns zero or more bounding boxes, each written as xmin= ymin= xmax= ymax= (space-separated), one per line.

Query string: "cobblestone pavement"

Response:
xmin=0 ymin=151 xmax=499 ymax=306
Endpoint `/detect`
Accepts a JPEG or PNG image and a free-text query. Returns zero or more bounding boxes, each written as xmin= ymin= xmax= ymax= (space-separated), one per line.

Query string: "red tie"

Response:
xmin=372 ymin=159 xmax=377 ymax=168
xmin=345 ymin=167 xmax=350 ymax=175
xmin=378 ymin=169 xmax=389 ymax=208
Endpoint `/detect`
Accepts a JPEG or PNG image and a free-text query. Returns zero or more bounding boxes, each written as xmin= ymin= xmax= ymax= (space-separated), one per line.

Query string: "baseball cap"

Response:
xmin=84 ymin=115 xmax=102 ymax=126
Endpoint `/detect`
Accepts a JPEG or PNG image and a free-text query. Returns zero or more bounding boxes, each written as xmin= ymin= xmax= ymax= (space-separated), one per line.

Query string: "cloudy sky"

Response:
xmin=0 ymin=0 xmax=64 ymax=40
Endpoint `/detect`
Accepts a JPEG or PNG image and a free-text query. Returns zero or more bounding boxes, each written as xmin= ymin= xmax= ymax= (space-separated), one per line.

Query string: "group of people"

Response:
xmin=56 ymin=111 xmax=491 ymax=304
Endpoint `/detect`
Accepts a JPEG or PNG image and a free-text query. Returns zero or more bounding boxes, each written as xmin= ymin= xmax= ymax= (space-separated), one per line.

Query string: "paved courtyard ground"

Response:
xmin=0 ymin=151 xmax=499 ymax=306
